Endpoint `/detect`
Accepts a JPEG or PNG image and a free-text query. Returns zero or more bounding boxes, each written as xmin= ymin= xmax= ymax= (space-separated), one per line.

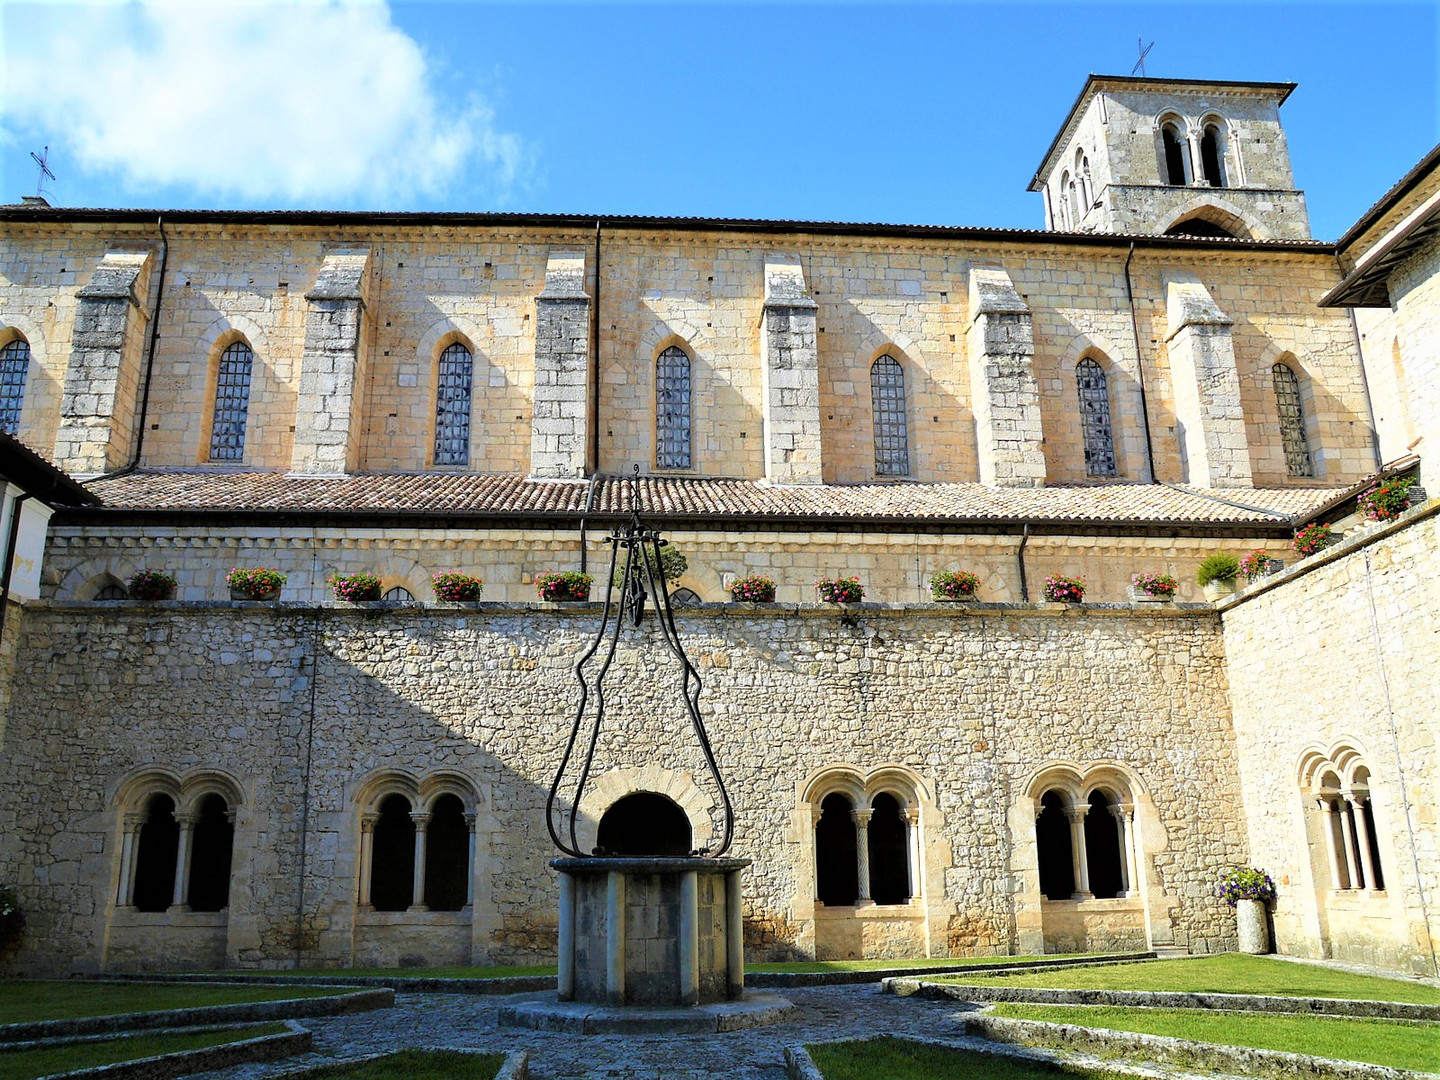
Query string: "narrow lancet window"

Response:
xmin=1201 ymin=124 xmax=1226 ymax=187
xmin=655 ymin=345 xmax=692 ymax=469
xmin=434 ymin=342 xmax=473 ymax=466
xmin=871 ymin=354 xmax=910 ymax=477
xmin=1273 ymin=363 xmax=1314 ymax=477
xmin=209 ymin=341 xmax=254 ymax=462
xmin=1076 ymin=358 xmax=1118 ymax=477
xmin=0 ymin=338 xmax=31 ymax=435
xmin=1162 ymin=123 xmax=1189 ymax=185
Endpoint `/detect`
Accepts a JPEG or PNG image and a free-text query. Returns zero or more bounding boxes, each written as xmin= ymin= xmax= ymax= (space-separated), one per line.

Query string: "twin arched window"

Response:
xmin=1302 ymin=747 xmax=1385 ymax=893
xmin=1161 ymin=118 xmax=1229 ymax=187
xmin=209 ymin=341 xmax=254 ymax=462
xmin=0 ymin=336 xmax=33 ymax=436
xmin=361 ymin=786 xmax=475 ymax=913
xmin=1273 ymin=362 xmax=1314 ymax=477
xmin=871 ymin=354 xmax=910 ymax=477
xmin=815 ymin=791 xmax=914 ymax=906
xmin=434 ymin=342 xmax=474 ymax=466
xmin=120 ymin=787 xmax=237 ymax=913
xmin=1035 ymin=786 xmax=1137 ymax=901
xmin=655 ymin=345 xmax=692 ymax=470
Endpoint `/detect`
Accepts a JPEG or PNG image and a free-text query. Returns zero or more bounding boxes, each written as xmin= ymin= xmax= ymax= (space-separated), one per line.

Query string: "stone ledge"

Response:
xmin=964 ymin=1013 xmax=1434 ymax=1080
xmin=0 ymin=987 xmax=393 ymax=1043
xmin=882 ymin=980 xmax=1440 ymax=1020
xmin=19 ymin=1020 xmax=312 ymax=1080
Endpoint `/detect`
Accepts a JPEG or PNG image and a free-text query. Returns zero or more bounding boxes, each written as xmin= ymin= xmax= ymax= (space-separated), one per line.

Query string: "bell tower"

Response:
xmin=1030 ymin=75 xmax=1311 ymax=240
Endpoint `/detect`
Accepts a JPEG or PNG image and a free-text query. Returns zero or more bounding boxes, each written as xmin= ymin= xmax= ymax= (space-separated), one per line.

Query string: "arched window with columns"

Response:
xmin=115 ymin=773 xmax=240 ymax=914
xmin=1301 ymin=746 xmax=1386 ymax=893
xmin=1030 ymin=768 xmax=1140 ymax=903
xmin=806 ymin=766 xmax=926 ymax=909
xmin=357 ymin=774 xmax=479 ymax=914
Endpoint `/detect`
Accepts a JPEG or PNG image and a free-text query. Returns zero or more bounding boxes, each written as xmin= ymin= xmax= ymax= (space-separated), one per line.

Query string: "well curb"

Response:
xmin=1 ymin=988 xmax=393 ymax=1043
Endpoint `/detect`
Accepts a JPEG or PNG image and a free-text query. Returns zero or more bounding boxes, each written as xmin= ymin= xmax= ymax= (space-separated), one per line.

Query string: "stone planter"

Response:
xmin=230 ymin=587 xmax=280 ymax=602
xmin=1126 ymin=586 xmax=1174 ymax=604
xmin=1202 ymin=580 xmax=1237 ymax=602
xmin=932 ymin=593 xmax=978 ymax=603
xmin=1236 ymin=898 xmax=1270 ymax=954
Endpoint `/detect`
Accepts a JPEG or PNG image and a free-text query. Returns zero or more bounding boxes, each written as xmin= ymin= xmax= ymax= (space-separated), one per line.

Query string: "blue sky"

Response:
xmin=2 ymin=1 xmax=1436 ymax=240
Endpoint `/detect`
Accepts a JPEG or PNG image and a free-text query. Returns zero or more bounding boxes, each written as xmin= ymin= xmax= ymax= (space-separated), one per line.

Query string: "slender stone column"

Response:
xmin=409 ymin=811 xmax=431 ymax=912
xmin=852 ymin=809 xmax=873 ymax=903
xmin=605 ymin=871 xmax=626 ymax=1006
xmin=1164 ymin=275 xmax=1253 ymax=488
xmin=1114 ymin=805 xmax=1139 ymax=897
xmin=557 ymin=872 xmax=576 ymax=1001
xmin=678 ymin=869 xmax=700 ymax=1006
xmin=761 ymin=255 xmax=823 ymax=484
xmin=967 ymin=268 xmax=1046 ymax=487
xmin=531 ymin=251 xmax=591 ymax=479
xmin=904 ymin=808 xmax=922 ymax=901
xmin=810 ymin=805 xmax=823 ymax=902
xmin=116 ymin=812 xmax=145 ymax=907
xmin=1337 ymin=802 xmax=1362 ymax=888
xmin=1346 ymin=794 xmax=1380 ymax=891
xmin=1317 ymin=800 xmax=1346 ymax=888
xmin=464 ymin=812 xmax=477 ymax=908
xmin=725 ymin=869 xmax=745 ymax=999
xmin=1065 ymin=807 xmax=1093 ymax=899
xmin=357 ymin=813 xmax=377 ymax=910
xmin=170 ymin=811 xmax=197 ymax=911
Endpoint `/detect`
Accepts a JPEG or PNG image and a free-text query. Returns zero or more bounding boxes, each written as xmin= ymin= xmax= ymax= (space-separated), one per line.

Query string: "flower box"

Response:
xmin=537 ymin=571 xmax=592 ymax=602
xmin=815 ymin=577 xmax=864 ymax=604
xmin=432 ymin=572 xmax=484 ymax=602
xmin=930 ymin=570 xmax=980 ymax=601
xmin=1356 ymin=476 xmax=1414 ymax=522
xmin=225 ymin=567 xmax=286 ymax=602
xmin=728 ymin=575 xmax=777 ymax=603
xmin=128 ymin=569 xmax=177 ymax=603
xmin=1128 ymin=572 xmax=1177 ymax=602
xmin=1239 ymin=550 xmax=1284 ymax=583
xmin=1293 ymin=523 xmax=1335 ymax=558
xmin=328 ymin=572 xmax=383 ymax=603
xmin=1041 ymin=575 xmax=1085 ymax=604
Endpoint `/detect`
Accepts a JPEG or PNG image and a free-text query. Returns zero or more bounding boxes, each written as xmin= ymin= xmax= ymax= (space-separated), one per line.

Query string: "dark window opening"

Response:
xmin=133 ymin=794 xmax=179 ymax=912
xmin=371 ymin=794 xmax=416 ymax=911
xmin=209 ymin=341 xmax=253 ymax=462
xmin=871 ymin=354 xmax=910 ymax=477
xmin=816 ymin=793 xmax=858 ymax=906
xmin=434 ymin=342 xmax=473 ymax=466
xmin=1201 ymin=126 xmax=1225 ymax=186
xmin=868 ymin=792 xmax=911 ymax=905
xmin=1162 ymin=124 xmax=1188 ymax=185
xmin=0 ymin=338 xmax=31 ymax=435
xmin=1163 ymin=217 xmax=1239 ymax=239
xmin=597 ymin=792 xmax=691 ymax=857
xmin=93 ymin=579 xmax=128 ymax=601
xmin=187 ymin=794 xmax=234 ymax=912
xmin=670 ymin=587 xmax=701 ymax=606
xmin=424 ymin=794 xmax=470 ymax=910
xmin=1363 ymin=800 xmax=1384 ymax=890
xmin=383 ymin=586 xmax=415 ymax=602
xmin=1084 ymin=790 xmax=1124 ymax=899
xmin=656 ymin=346 xmax=692 ymax=470
xmin=1076 ymin=358 xmax=1118 ymax=477
xmin=1035 ymin=791 xmax=1074 ymax=901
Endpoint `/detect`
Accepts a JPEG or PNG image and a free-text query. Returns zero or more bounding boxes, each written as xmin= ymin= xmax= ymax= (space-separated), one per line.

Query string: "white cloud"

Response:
xmin=2 ymin=0 xmax=527 ymax=205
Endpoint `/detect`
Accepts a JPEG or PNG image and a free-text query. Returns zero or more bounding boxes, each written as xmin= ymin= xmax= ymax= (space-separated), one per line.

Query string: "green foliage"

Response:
xmin=610 ymin=545 xmax=687 ymax=587
xmin=282 ymin=1050 xmax=506 ymax=1080
xmin=327 ymin=572 xmax=382 ymax=602
xmin=1356 ymin=477 xmax=1413 ymax=521
xmin=930 ymin=570 xmax=980 ymax=599
xmin=1293 ymin=522 xmax=1335 ymax=556
xmin=430 ymin=572 xmax=483 ymax=602
xmin=535 ymin=571 xmax=592 ymax=601
xmin=728 ymin=574 xmax=777 ymax=602
xmin=225 ymin=567 xmax=286 ymax=599
xmin=990 ymin=1005 xmax=1440 ymax=1073
xmin=127 ymin=569 xmax=177 ymax=602
xmin=0 ymin=1024 xmax=290 ymax=1080
xmin=1195 ymin=553 xmax=1240 ymax=586
xmin=806 ymin=1036 xmax=1134 ymax=1080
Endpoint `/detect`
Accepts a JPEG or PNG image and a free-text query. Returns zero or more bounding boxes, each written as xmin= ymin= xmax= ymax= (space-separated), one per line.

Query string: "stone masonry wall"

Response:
xmin=1221 ymin=503 xmax=1440 ymax=974
xmin=0 ymin=603 xmax=1245 ymax=973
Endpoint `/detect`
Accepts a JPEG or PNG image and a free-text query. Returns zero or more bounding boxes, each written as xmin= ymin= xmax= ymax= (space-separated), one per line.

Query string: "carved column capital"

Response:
xmin=850 ymin=809 xmax=873 ymax=829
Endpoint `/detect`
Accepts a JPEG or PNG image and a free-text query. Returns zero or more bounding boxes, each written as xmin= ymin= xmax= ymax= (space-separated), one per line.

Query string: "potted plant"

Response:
xmin=1128 ymin=572 xmax=1178 ymax=603
xmin=1196 ymin=554 xmax=1240 ymax=602
xmin=815 ymin=577 xmax=864 ymax=604
xmin=1042 ymin=574 xmax=1085 ymax=604
xmin=930 ymin=570 xmax=980 ymax=601
xmin=0 ymin=885 xmax=23 ymax=948
xmin=729 ymin=574 xmax=777 ymax=603
xmin=1218 ymin=866 xmax=1276 ymax=955
xmin=1239 ymin=549 xmax=1283 ymax=583
xmin=1292 ymin=523 xmax=1334 ymax=558
xmin=128 ymin=569 xmax=177 ymax=603
xmin=612 ymin=545 xmax=688 ymax=589
xmin=537 ymin=571 xmax=593 ymax=602
xmin=328 ymin=571 xmax=383 ymax=603
xmin=431 ymin=572 xmax=484 ymax=603
xmin=225 ymin=567 xmax=286 ymax=601
xmin=1356 ymin=477 xmax=1414 ymax=522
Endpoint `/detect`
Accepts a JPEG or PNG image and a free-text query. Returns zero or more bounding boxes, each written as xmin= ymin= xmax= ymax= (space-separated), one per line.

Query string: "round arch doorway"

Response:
xmin=596 ymin=792 xmax=693 ymax=857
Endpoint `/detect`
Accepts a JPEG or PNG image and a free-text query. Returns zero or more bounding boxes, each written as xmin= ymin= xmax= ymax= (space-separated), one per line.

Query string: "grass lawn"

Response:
xmin=934 ymin=954 xmax=1440 ymax=1005
xmin=0 ymin=982 xmax=349 ymax=1025
xmin=284 ymin=1049 xmax=506 ymax=1080
xmin=0 ymin=1023 xmax=289 ymax=1080
xmin=225 ymin=964 xmax=557 ymax=980
xmin=992 ymin=1004 xmax=1440 ymax=1073
xmin=750 ymin=954 xmax=1120 ymax=974
xmin=806 ymin=1036 xmax=1132 ymax=1080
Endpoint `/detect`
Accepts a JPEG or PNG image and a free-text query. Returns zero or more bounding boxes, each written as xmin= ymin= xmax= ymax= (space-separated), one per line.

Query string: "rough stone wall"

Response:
xmin=1222 ymin=504 xmax=1440 ymax=974
xmin=1387 ymin=240 xmax=1440 ymax=493
xmin=42 ymin=525 xmax=1299 ymax=607
xmin=0 ymin=603 xmax=1244 ymax=973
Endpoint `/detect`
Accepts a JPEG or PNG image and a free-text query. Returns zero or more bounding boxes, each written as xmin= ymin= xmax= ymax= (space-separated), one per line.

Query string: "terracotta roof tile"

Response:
xmin=77 ymin=470 xmax=1345 ymax=527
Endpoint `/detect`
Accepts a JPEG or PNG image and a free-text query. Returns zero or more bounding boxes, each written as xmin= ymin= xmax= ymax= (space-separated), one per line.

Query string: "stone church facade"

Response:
xmin=0 ymin=75 xmax=1436 ymax=976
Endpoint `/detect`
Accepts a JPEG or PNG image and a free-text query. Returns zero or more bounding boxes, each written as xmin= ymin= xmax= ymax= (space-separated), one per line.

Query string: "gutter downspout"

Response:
xmin=1124 ymin=242 xmax=1158 ymax=483
xmin=1016 ymin=523 xmax=1030 ymax=602
xmin=95 ymin=214 xmax=170 ymax=481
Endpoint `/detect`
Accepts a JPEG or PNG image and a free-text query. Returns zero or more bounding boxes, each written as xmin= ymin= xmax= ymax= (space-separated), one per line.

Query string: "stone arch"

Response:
xmin=575 ymin=766 xmax=716 ymax=855
xmin=176 ymin=768 xmax=245 ymax=816
xmin=370 ymin=554 xmax=430 ymax=600
xmin=420 ymin=321 xmax=483 ymax=469
xmin=1256 ymin=342 xmax=1321 ymax=478
xmin=417 ymin=315 xmax=487 ymax=367
xmin=60 ymin=558 xmax=141 ymax=601
xmin=115 ymin=766 xmax=184 ymax=812
xmin=353 ymin=768 xmax=423 ymax=810
xmin=637 ymin=319 xmax=709 ymax=364
xmin=1196 ymin=112 xmax=1232 ymax=187
xmin=1159 ymin=196 xmax=1263 ymax=240
xmin=419 ymin=770 xmax=481 ymax=814
xmin=1154 ymin=109 xmax=1193 ymax=185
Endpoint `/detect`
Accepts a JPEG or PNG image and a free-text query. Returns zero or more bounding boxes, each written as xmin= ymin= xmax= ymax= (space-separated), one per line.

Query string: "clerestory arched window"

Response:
xmin=871 ymin=354 xmax=910 ymax=477
xmin=434 ymin=342 xmax=474 ymax=467
xmin=1273 ymin=362 xmax=1314 ymax=477
xmin=0 ymin=336 xmax=31 ymax=435
xmin=1161 ymin=121 xmax=1190 ymax=185
xmin=655 ymin=345 xmax=692 ymax=470
xmin=209 ymin=340 xmax=254 ymax=462
xmin=1076 ymin=357 xmax=1118 ymax=478
xmin=1200 ymin=123 xmax=1227 ymax=187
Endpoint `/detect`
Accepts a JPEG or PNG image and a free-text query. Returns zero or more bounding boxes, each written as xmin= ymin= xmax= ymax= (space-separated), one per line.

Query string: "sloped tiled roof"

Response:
xmin=76 ymin=470 xmax=1343 ymax=527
